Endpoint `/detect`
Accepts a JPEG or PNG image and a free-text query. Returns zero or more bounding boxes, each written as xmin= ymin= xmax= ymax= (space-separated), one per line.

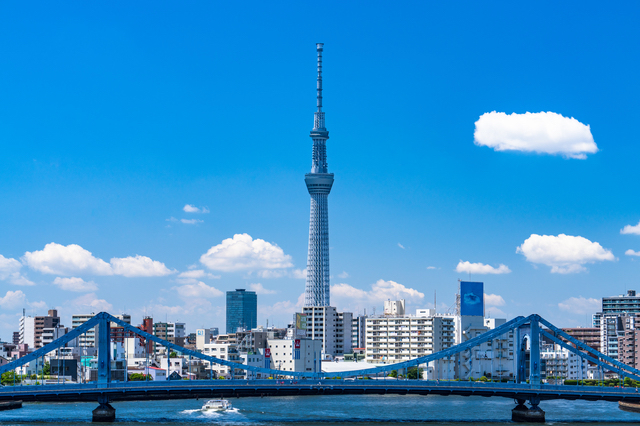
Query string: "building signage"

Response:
xmin=295 ymin=313 xmax=308 ymax=336
xmin=294 ymin=339 xmax=301 ymax=349
xmin=460 ymin=281 xmax=484 ymax=317
xmin=265 ymin=348 xmax=271 ymax=358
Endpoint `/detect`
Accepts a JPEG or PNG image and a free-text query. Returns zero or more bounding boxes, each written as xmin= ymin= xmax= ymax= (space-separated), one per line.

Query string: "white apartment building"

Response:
xmin=302 ymin=306 xmax=352 ymax=358
xmin=457 ymin=317 xmax=515 ymax=381
xmin=541 ymin=346 xmax=590 ymax=381
xmin=19 ymin=316 xmax=35 ymax=348
xmin=72 ymin=314 xmax=96 ymax=347
xmin=201 ymin=342 xmax=243 ymax=379
xmin=365 ymin=312 xmax=456 ymax=379
xmin=240 ymin=352 xmax=266 ymax=379
xmin=267 ymin=338 xmax=322 ymax=374
xmin=352 ymin=315 xmax=367 ymax=349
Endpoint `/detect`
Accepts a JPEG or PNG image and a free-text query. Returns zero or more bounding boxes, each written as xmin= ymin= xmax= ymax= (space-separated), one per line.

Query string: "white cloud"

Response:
xmin=110 ymin=255 xmax=175 ymax=277
xmin=626 ymin=249 xmax=640 ymax=257
xmin=338 ymin=271 xmax=349 ymax=279
xmin=181 ymin=219 xmax=203 ymax=225
xmin=474 ymin=111 xmax=598 ymax=159
xmin=257 ymin=269 xmax=287 ymax=278
xmin=68 ymin=293 xmax=113 ymax=313
xmin=621 ymin=221 xmax=640 ymax=235
xmin=23 ymin=243 xmax=113 ymax=276
xmin=0 ymin=254 xmax=36 ymax=286
xmin=517 ymin=234 xmax=615 ymax=273
xmin=53 ymin=277 xmax=98 ymax=292
xmin=183 ymin=204 xmax=210 ymax=214
xmin=248 ymin=283 xmax=276 ymax=295
xmin=426 ymin=266 xmax=438 ymax=270
xmin=172 ymin=282 xmax=223 ymax=299
xmin=0 ymin=290 xmax=27 ymax=309
xmin=332 ymin=279 xmax=424 ymax=311
xmin=258 ymin=294 xmax=305 ymax=318
xmin=397 ymin=243 xmax=405 ymax=249
xmin=176 ymin=270 xmax=221 ymax=284
xmin=484 ymin=293 xmax=505 ymax=307
xmin=291 ymin=268 xmax=307 ymax=279
xmin=200 ymin=233 xmax=293 ymax=273
xmin=558 ymin=296 xmax=601 ymax=315
xmin=486 ymin=307 xmax=506 ymax=318
xmin=29 ymin=300 xmax=47 ymax=309
xmin=0 ymin=255 xmax=22 ymax=279
xmin=456 ymin=261 xmax=511 ymax=275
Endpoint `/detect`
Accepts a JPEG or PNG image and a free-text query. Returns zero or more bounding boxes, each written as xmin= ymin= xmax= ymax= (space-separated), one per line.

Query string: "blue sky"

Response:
xmin=1 ymin=1 xmax=639 ymax=338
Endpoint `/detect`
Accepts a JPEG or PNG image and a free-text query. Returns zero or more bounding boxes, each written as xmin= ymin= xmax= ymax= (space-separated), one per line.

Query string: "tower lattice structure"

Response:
xmin=304 ymin=43 xmax=334 ymax=307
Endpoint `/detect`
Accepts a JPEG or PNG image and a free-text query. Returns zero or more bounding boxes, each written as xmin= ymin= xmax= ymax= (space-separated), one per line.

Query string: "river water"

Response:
xmin=1 ymin=394 xmax=639 ymax=425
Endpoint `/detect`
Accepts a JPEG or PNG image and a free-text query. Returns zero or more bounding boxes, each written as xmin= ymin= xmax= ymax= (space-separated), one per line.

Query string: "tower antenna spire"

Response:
xmin=316 ymin=43 xmax=323 ymax=112
xmin=313 ymin=43 xmax=325 ymax=130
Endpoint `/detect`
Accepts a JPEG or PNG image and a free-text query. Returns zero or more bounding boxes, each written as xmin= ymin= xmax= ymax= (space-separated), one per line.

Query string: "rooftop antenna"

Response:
xmin=434 ymin=290 xmax=437 ymax=313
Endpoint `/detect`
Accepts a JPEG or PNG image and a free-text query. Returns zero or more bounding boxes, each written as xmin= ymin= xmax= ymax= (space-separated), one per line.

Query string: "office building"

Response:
xmin=20 ymin=310 xmax=61 ymax=349
xmin=226 ymin=289 xmax=257 ymax=333
xmin=267 ymin=338 xmax=322 ymax=374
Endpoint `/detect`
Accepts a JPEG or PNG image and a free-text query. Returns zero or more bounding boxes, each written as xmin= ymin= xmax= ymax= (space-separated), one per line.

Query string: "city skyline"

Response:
xmin=1 ymin=2 xmax=640 ymax=339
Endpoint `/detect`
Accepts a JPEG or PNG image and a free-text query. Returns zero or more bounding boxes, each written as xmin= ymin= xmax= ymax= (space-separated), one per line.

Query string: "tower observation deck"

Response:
xmin=304 ymin=43 xmax=334 ymax=307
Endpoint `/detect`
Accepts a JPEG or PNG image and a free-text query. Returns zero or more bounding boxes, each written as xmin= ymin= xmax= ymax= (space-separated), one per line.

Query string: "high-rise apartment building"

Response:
xmin=226 ymin=289 xmax=257 ymax=333
xmin=72 ymin=314 xmax=97 ymax=347
xmin=301 ymin=306 xmax=352 ymax=357
xmin=562 ymin=327 xmax=600 ymax=353
xmin=20 ymin=310 xmax=60 ymax=349
xmin=304 ymin=43 xmax=334 ymax=307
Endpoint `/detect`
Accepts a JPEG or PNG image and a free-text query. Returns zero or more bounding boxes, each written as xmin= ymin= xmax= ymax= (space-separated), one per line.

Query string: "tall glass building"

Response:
xmin=226 ymin=289 xmax=257 ymax=333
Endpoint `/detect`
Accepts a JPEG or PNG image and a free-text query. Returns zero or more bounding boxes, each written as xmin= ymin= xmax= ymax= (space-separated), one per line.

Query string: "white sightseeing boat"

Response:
xmin=201 ymin=399 xmax=232 ymax=412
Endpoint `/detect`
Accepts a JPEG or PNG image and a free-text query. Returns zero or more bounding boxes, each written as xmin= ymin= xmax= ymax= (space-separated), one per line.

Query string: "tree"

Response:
xmin=129 ymin=373 xmax=152 ymax=381
xmin=1 ymin=371 xmax=21 ymax=386
xmin=407 ymin=367 xmax=424 ymax=380
xmin=169 ymin=351 xmax=178 ymax=358
xmin=42 ymin=362 xmax=50 ymax=376
xmin=388 ymin=370 xmax=398 ymax=378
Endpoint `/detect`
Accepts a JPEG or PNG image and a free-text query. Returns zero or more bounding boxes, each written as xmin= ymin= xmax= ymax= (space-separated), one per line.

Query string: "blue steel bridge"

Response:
xmin=1 ymin=312 xmax=640 ymax=422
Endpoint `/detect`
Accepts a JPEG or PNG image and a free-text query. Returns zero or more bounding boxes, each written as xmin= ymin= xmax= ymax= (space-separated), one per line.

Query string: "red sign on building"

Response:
xmin=265 ymin=348 xmax=271 ymax=358
xmin=294 ymin=339 xmax=301 ymax=349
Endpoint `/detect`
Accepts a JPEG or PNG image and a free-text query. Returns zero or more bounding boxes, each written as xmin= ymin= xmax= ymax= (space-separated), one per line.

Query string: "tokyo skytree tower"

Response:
xmin=304 ymin=43 xmax=334 ymax=307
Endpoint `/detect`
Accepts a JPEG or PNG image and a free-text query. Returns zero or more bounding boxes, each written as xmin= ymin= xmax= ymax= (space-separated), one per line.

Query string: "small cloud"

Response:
xmin=110 ymin=255 xmax=176 ymax=277
xmin=166 ymin=217 xmax=179 ymax=222
xmin=626 ymin=249 xmax=640 ymax=257
xmin=68 ymin=293 xmax=113 ymax=313
xmin=517 ymin=234 xmax=615 ymax=273
xmin=484 ymin=293 xmax=505 ymax=307
xmin=177 ymin=270 xmax=220 ymax=283
xmin=181 ymin=219 xmax=204 ymax=225
xmin=172 ymin=282 xmax=223 ymax=299
xmin=332 ymin=279 xmax=424 ymax=312
xmin=29 ymin=300 xmax=48 ymax=309
xmin=248 ymin=283 xmax=276 ymax=295
xmin=397 ymin=243 xmax=405 ymax=249
xmin=0 ymin=255 xmax=33 ymax=285
xmin=0 ymin=290 xmax=27 ymax=309
xmin=558 ymin=296 xmax=601 ymax=315
xmin=338 ymin=271 xmax=349 ymax=279
xmin=200 ymin=233 xmax=293 ymax=273
xmin=183 ymin=204 xmax=210 ymax=214
xmin=426 ymin=266 xmax=438 ymax=270
xmin=474 ymin=111 xmax=597 ymax=159
xmin=621 ymin=221 xmax=640 ymax=236
xmin=456 ymin=261 xmax=511 ymax=275
xmin=53 ymin=277 xmax=98 ymax=292
xmin=291 ymin=268 xmax=307 ymax=279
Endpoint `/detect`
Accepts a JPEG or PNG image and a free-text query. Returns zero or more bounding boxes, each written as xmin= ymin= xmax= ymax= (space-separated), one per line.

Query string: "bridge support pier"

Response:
xmin=92 ymin=397 xmax=115 ymax=423
xmin=512 ymin=398 xmax=545 ymax=423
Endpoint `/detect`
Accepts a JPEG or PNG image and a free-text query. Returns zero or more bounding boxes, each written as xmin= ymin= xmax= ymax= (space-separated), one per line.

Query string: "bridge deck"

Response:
xmin=1 ymin=380 xmax=640 ymax=404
